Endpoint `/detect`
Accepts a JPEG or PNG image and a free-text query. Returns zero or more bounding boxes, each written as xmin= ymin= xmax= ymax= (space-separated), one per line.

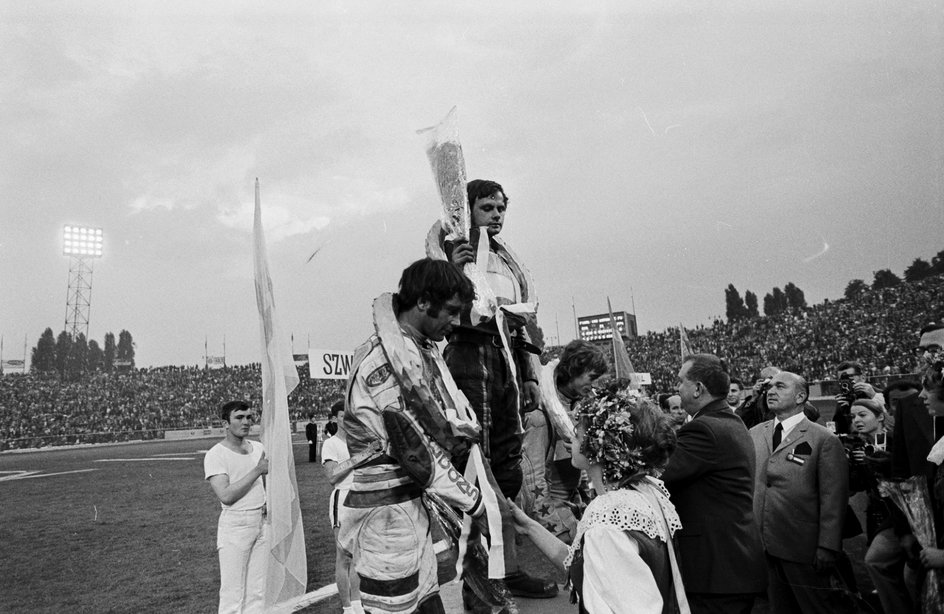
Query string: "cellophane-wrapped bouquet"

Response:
xmin=418 ymin=106 xmax=497 ymax=324
xmin=878 ymin=476 xmax=944 ymax=613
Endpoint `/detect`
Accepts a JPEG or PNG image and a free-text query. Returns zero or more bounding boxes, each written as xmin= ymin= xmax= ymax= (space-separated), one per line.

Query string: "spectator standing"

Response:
xmin=727 ymin=378 xmax=744 ymax=412
xmin=833 ymin=361 xmax=884 ymax=435
xmin=203 ymin=400 xmax=268 ymax=614
xmin=736 ymin=366 xmax=781 ymax=429
xmin=305 ymin=413 xmax=319 ymax=463
xmin=846 ymin=398 xmax=907 ymax=614
xmin=659 ymin=394 xmax=687 ymax=431
xmin=750 ymin=372 xmax=852 ymax=614
xmin=662 ymin=354 xmax=766 ymax=613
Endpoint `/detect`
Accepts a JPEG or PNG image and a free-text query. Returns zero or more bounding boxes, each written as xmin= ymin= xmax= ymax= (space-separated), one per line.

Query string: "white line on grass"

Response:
xmin=94 ymin=458 xmax=196 ymax=462
xmin=0 ymin=469 xmax=99 ymax=481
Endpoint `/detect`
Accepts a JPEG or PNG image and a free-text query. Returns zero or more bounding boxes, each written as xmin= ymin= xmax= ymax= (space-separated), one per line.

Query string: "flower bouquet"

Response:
xmin=878 ymin=476 xmax=944 ymax=613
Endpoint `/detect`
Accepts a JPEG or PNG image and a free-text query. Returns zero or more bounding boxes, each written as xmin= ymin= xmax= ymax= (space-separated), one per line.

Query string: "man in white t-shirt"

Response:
xmin=320 ymin=401 xmax=363 ymax=614
xmin=204 ymin=400 xmax=268 ymax=614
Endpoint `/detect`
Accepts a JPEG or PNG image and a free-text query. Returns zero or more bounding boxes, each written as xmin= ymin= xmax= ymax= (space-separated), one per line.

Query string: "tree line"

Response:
xmin=845 ymin=248 xmax=944 ymax=300
xmin=724 ymin=282 xmax=806 ymax=321
xmin=724 ymin=247 xmax=944 ymax=322
xmin=30 ymin=328 xmax=135 ymax=378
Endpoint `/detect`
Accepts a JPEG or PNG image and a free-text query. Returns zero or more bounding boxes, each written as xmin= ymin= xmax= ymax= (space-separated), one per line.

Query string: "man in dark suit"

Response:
xmin=662 ymin=353 xmax=766 ymax=614
xmin=750 ymin=371 xmax=852 ymax=614
xmin=305 ymin=413 xmax=320 ymax=463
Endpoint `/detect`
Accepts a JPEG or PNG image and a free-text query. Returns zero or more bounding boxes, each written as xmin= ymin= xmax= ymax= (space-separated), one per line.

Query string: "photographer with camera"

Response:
xmin=833 ymin=361 xmax=884 ymax=435
xmin=736 ymin=366 xmax=780 ymax=429
xmin=837 ymin=398 xmax=905 ymax=613
xmin=737 ymin=366 xmax=819 ymax=429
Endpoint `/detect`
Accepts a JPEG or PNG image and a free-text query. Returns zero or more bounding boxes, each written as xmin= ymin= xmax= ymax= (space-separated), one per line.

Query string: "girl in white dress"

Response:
xmin=510 ymin=386 xmax=691 ymax=614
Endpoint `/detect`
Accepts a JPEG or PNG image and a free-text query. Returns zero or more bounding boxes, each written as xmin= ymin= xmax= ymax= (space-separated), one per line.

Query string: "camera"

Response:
xmin=837 ymin=373 xmax=859 ymax=404
xmin=838 ymin=433 xmax=877 ymax=458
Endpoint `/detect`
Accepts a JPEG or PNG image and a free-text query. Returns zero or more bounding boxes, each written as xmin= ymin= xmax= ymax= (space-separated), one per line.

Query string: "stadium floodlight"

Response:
xmin=63 ymin=225 xmax=104 ymax=257
xmin=63 ymin=225 xmax=104 ymax=340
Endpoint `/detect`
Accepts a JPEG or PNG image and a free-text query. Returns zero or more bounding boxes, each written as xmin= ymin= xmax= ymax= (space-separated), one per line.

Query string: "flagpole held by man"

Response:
xmin=252 ymin=179 xmax=308 ymax=613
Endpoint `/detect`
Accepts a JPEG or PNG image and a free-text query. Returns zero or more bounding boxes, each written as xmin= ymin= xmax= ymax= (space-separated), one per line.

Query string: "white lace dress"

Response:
xmin=563 ymin=477 xmax=688 ymax=614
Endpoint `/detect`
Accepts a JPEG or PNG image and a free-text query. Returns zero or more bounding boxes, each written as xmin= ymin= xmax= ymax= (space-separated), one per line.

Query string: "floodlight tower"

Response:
xmin=62 ymin=226 xmax=103 ymax=340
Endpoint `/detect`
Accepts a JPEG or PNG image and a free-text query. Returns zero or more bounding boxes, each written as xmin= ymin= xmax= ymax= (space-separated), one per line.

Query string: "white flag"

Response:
xmin=252 ymin=179 xmax=307 ymax=612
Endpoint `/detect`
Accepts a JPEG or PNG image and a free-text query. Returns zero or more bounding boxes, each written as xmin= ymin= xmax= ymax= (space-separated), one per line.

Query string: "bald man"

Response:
xmin=750 ymin=372 xmax=852 ymax=614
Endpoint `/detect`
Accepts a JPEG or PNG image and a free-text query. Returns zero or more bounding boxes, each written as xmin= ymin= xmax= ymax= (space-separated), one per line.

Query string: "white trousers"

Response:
xmin=217 ymin=508 xmax=267 ymax=614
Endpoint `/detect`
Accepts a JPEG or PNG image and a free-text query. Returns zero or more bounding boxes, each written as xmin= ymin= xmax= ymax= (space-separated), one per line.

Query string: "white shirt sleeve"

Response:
xmin=581 ymin=525 xmax=664 ymax=614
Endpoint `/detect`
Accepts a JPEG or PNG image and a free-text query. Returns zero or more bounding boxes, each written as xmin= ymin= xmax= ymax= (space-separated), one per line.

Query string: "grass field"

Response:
xmin=0 ymin=435 xmax=873 ymax=614
xmin=0 ymin=436 xmax=349 ymax=614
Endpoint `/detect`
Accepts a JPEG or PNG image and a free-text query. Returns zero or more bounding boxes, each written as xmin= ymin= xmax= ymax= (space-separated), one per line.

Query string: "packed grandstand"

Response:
xmin=2 ymin=273 xmax=941 ymax=451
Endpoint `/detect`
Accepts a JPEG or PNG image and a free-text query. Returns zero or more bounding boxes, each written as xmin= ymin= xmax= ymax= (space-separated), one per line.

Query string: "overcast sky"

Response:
xmin=2 ymin=1 xmax=942 ymax=368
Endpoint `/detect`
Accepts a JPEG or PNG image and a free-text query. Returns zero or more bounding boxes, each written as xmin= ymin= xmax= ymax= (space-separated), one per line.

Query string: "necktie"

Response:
xmin=772 ymin=422 xmax=783 ymax=450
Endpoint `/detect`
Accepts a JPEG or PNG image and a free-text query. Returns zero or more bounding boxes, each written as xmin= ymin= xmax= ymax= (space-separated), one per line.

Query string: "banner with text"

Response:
xmin=2 ymin=359 xmax=26 ymax=373
xmin=308 ymin=349 xmax=354 ymax=380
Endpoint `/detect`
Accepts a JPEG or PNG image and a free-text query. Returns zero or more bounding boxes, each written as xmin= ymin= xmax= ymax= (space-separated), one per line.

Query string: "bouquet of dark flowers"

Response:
xmin=878 ymin=476 xmax=944 ymax=614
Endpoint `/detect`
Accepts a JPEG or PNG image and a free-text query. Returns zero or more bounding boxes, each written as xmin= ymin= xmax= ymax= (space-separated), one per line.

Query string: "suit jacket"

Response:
xmin=750 ymin=416 xmax=849 ymax=564
xmin=305 ymin=422 xmax=319 ymax=443
xmin=891 ymin=391 xmax=934 ymax=479
xmin=662 ymin=397 xmax=767 ymax=594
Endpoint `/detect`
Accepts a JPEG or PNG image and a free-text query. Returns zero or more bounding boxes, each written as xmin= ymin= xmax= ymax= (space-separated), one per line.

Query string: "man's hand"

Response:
xmin=812 ymin=547 xmax=837 ymax=572
xmin=521 ymin=380 xmax=541 ymax=411
xmin=449 ymin=241 xmax=475 ymax=267
xmin=853 ymin=382 xmax=876 ymax=399
xmin=255 ymin=452 xmax=269 ymax=476
xmin=920 ymin=547 xmax=944 ymax=569
xmin=834 ymin=394 xmax=851 ymax=410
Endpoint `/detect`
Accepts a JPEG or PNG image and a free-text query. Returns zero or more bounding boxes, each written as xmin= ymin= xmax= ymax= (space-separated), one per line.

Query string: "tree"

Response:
xmin=70 ymin=333 xmax=89 ymax=376
xmin=104 ymin=332 xmax=116 ymax=372
xmin=88 ymin=340 xmax=103 ymax=372
xmin=31 ymin=328 xmax=57 ymax=374
xmin=783 ymin=282 xmax=807 ymax=310
xmin=773 ymin=287 xmax=788 ymax=313
xmin=55 ymin=331 xmax=73 ymax=378
xmin=763 ymin=292 xmax=775 ymax=316
xmin=845 ymin=279 xmax=868 ymax=300
xmin=744 ymin=290 xmax=759 ymax=318
xmin=117 ymin=330 xmax=135 ymax=369
xmin=872 ymin=269 xmax=902 ymax=290
xmin=725 ymin=284 xmax=748 ymax=321
xmin=932 ymin=249 xmax=944 ymax=275
xmin=905 ymin=258 xmax=932 ymax=282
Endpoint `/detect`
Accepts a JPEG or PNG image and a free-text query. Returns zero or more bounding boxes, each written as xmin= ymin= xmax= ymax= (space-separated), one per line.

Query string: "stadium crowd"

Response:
xmin=1 ymin=276 xmax=940 ymax=452
xmin=3 ymin=276 xmax=941 ymax=452
xmin=623 ymin=275 xmax=943 ymax=392
xmin=0 ymin=364 xmax=344 ymax=450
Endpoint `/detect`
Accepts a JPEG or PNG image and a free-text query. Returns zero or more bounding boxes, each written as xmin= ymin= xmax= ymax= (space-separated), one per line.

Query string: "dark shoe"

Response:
xmin=463 ymin=582 xmax=520 ymax=614
xmin=503 ymin=570 xmax=558 ymax=599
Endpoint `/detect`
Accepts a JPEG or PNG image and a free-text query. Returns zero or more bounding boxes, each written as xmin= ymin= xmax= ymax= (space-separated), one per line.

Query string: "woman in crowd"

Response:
xmin=849 ymin=399 xmax=893 ymax=540
xmin=510 ymin=384 xmax=688 ymax=614
xmin=916 ymin=363 xmax=944 ymax=572
xmin=845 ymin=398 xmax=901 ymax=610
